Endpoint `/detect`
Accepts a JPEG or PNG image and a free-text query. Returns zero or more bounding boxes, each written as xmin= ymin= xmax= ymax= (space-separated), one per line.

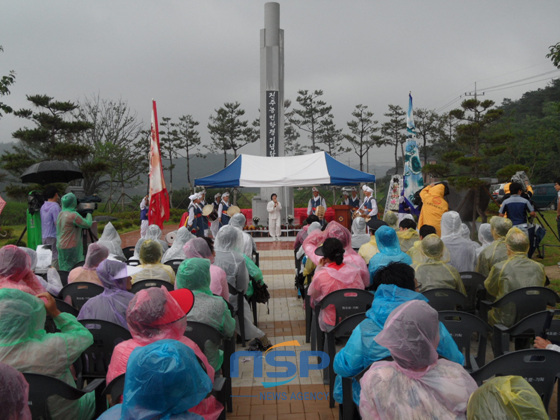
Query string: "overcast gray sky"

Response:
xmin=1 ymin=0 xmax=559 ymax=174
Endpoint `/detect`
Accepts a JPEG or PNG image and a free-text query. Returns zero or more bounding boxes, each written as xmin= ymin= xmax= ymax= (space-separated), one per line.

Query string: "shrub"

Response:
xmin=0 ymin=201 xmax=28 ymax=226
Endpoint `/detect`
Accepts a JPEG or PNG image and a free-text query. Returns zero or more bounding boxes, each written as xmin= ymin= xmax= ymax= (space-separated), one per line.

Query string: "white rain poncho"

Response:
xmin=467 ymin=375 xmax=548 ymax=420
xmin=68 ymin=242 xmax=109 ymax=286
xmin=96 ymin=222 xmax=126 ymax=261
xmin=414 ymin=234 xmax=466 ymax=295
xmin=175 ymin=258 xmax=235 ymax=370
xmin=133 ymin=224 xmax=169 ymax=259
xmin=475 ymin=223 xmax=493 ymax=257
xmin=162 ymin=227 xmax=195 ymax=263
xmin=351 ymin=218 xmax=370 ymax=250
xmin=213 ymin=226 xmax=263 ymax=340
xmin=0 ymin=245 xmax=46 ymax=296
xmin=0 ymin=361 xmax=32 ymax=420
xmin=56 ymin=193 xmax=93 ymax=271
xmin=19 ymin=247 xmax=62 ymax=296
xmin=0 ymin=288 xmax=95 ymax=420
xmin=229 ymin=213 xmax=256 ymax=257
xmin=99 ymin=340 xmax=212 ymax=420
xmin=368 ymin=226 xmax=412 ymax=285
xmin=183 ymin=238 xmax=229 ymax=303
xmin=359 ymin=300 xmax=477 ymax=420
xmin=441 ymin=211 xmax=478 ymax=272
xmin=132 ymin=240 xmax=175 ymax=285
xmin=476 ymin=216 xmax=512 ymax=277
xmin=484 ymin=227 xmax=546 ymax=326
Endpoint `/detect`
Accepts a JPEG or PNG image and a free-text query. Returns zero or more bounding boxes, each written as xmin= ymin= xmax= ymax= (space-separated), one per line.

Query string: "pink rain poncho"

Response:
xmin=0 ymin=245 xmax=46 ymax=296
xmin=56 ymin=193 xmax=93 ymax=271
xmin=68 ymin=242 xmax=109 ymax=285
xmin=183 ymin=238 xmax=229 ymax=302
xmin=77 ymin=259 xmax=135 ymax=329
xmin=303 ymin=221 xmax=370 ymax=288
xmin=98 ymin=340 xmax=212 ymax=420
xmin=96 ymin=222 xmax=126 ymax=261
xmin=0 ymin=288 xmax=95 ymax=420
xmin=0 ymin=362 xmax=32 ymax=420
xmin=359 ymin=300 xmax=477 ymax=420
xmin=106 ymin=286 xmax=222 ymax=420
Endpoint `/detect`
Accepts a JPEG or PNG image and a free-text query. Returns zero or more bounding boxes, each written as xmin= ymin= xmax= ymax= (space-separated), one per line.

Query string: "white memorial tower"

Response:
xmin=252 ymin=2 xmax=294 ymax=229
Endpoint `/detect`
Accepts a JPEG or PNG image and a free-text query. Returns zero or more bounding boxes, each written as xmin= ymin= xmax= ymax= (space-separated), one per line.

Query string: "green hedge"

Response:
xmin=0 ymin=201 xmax=28 ymax=226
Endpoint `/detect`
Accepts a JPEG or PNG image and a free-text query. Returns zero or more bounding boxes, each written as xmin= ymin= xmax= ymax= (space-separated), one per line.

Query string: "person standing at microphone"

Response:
xmin=267 ymin=193 xmax=282 ymax=241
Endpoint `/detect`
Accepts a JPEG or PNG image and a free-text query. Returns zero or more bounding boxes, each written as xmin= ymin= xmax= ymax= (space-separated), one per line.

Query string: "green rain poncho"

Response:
xmin=0 ymin=288 xmax=95 ymax=420
xmin=484 ymin=227 xmax=546 ymax=326
xmin=56 ymin=193 xmax=92 ymax=271
xmin=467 ymin=375 xmax=548 ymax=420
xmin=476 ymin=216 xmax=512 ymax=277
xmin=176 ymin=258 xmax=235 ymax=370
xmin=414 ymin=234 xmax=466 ymax=295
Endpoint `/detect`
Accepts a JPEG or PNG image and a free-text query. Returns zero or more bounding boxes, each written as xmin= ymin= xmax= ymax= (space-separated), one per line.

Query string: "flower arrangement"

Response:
xmin=252 ymin=216 xmax=260 ymax=226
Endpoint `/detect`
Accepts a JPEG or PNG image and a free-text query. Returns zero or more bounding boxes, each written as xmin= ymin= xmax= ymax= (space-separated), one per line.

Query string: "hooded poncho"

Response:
xmin=476 ymin=216 xmax=512 ymax=277
xmin=359 ymin=300 xmax=477 ymax=419
xmin=162 ymin=227 xmax=195 ymax=263
xmin=132 ymin=240 xmax=175 ymax=285
xmin=441 ymin=211 xmax=478 ymax=273
xmin=96 ymin=222 xmax=126 ymax=261
xmin=68 ymin=242 xmax=109 ymax=286
xmin=0 ymin=245 xmax=46 ymax=296
xmin=368 ymin=226 xmax=413 ymax=284
xmin=56 ymin=193 xmax=93 ymax=271
xmin=0 ymin=361 xmax=32 ymax=420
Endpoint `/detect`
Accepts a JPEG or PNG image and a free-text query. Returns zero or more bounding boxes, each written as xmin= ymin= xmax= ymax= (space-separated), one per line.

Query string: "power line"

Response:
xmin=483 ymin=76 xmax=559 ymax=94
xmin=479 ymin=70 xmax=560 ymax=91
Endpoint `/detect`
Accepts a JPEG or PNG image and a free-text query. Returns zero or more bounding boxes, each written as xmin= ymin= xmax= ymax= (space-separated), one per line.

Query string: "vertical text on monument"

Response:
xmin=266 ymin=90 xmax=279 ymax=157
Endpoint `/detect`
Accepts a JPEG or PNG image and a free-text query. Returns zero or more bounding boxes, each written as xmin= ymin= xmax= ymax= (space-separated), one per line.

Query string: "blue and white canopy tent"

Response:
xmin=194 ymin=151 xmax=375 ymax=187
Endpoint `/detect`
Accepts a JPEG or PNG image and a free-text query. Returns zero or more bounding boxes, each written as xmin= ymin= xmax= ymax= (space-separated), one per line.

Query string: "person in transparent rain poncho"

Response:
xmin=106 ymin=286 xmax=223 ymax=420
xmin=358 ymin=220 xmax=388 ymax=265
xmin=475 ymin=223 xmax=493 ymax=258
xmin=359 ymin=300 xmax=478 ymax=420
xmin=133 ymin=224 xmax=169 ymax=259
xmin=0 ymin=288 xmax=95 ymax=420
xmin=407 ymin=224 xmax=437 ymax=265
xmin=0 ymin=361 xmax=32 ymax=420
xmin=162 ymin=226 xmax=195 ymax=263
xmin=96 ymin=222 xmax=126 ymax=261
xmin=441 ymin=211 xmax=478 ymax=273
xmin=396 ymin=218 xmax=419 ymax=253
xmin=413 ymin=234 xmax=466 ymax=295
xmin=56 ymin=192 xmax=93 ymax=271
xmin=333 ymin=263 xmax=464 ymax=406
xmin=175 ymin=258 xmax=235 ymax=370
xmin=131 ymin=240 xmax=176 ymax=285
xmin=484 ymin=227 xmax=546 ymax=327
xmin=466 ymin=375 xmax=548 ymax=420
xmin=68 ymin=242 xmax=109 ymax=286
xmin=19 ymin=247 xmax=62 ymax=296
xmin=307 ymin=238 xmax=366 ymax=332
xmin=303 ymin=221 xmax=370 ymax=288
xmin=0 ymin=245 xmax=46 ymax=296
xmin=229 ymin=213 xmax=256 ymax=258
xmin=368 ymin=225 xmax=412 ymax=286
xmin=382 ymin=210 xmax=399 ymax=230
xmin=213 ymin=225 xmax=271 ymax=348
xmin=351 ymin=217 xmax=370 ymax=250
xmin=476 ymin=216 xmax=513 ymax=277
xmin=183 ymin=238 xmax=229 ymax=303
xmin=99 ymin=340 xmax=212 ymax=420
xmin=77 ymin=260 xmax=135 ymax=330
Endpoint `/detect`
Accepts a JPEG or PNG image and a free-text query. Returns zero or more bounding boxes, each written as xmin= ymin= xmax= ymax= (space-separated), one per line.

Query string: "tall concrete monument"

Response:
xmin=252 ymin=2 xmax=294 ymax=230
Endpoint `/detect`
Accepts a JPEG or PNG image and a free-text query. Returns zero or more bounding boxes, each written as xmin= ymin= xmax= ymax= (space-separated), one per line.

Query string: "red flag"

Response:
xmin=148 ymin=100 xmax=170 ymax=229
xmin=0 ymin=195 xmax=6 ymax=216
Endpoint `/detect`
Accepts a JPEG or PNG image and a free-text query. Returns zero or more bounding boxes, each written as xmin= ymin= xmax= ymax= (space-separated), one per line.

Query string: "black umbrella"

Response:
xmin=20 ymin=160 xmax=83 ymax=185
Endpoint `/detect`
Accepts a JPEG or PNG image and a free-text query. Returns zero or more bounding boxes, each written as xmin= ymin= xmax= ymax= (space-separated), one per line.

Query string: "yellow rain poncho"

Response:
xmin=476 ymin=216 xmax=512 ymax=277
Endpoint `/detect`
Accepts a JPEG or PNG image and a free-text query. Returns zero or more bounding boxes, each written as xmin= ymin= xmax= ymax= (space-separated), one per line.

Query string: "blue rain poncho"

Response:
xmin=332 ymin=284 xmax=464 ymax=405
xmin=467 ymin=375 xmax=548 ymax=420
xmin=77 ymin=259 xmax=135 ymax=329
xmin=441 ymin=211 xmax=478 ymax=273
xmin=56 ymin=193 xmax=93 ymax=271
xmin=99 ymin=339 xmax=212 ymax=420
xmin=175 ymin=258 xmax=235 ymax=369
xmin=484 ymin=227 xmax=546 ymax=326
xmin=0 ymin=288 xmax=95 ymax=420
xmin=368 ymin=226 xmax=412 ymax=285
xmin=413 ymin=234 xmax=466 ymax=294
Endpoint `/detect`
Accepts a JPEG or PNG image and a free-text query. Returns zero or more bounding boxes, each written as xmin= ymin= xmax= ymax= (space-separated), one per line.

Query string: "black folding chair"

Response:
xmin=325 ymin=312 xmax=367 ymax=407
xmin=164 ymin=259 xmax=184 ymax=273
xmin=492 ymin=310 xmax=554 ymax=356
xmin=24 ymin=372 xmax=105 ymax=419
xmin=422 ymin=288 xmax=469 ymax=311
xmin=130 ymin=279 xmax=174 ymax=293
xmin=78 ymin=319 xmax=132 ymax=381
xmin=57 ymin=270 xmax=69 ymax=287
xmin=229 ymin=283 xmax=246 ymax=347
xmin=100 ymin=373 xmax=125 ymax=411
xmin=59 ymin=282 xmax=104 ymax=310
xmin=470 ymin=349 xmax=560 ymax=414
xmin=459 ymin=271 xmax=486 ymax=313
xmin=122 ymin=246 xmax=135 ymax=261
xmin=438 ymin=310 xmax=492 ymax=371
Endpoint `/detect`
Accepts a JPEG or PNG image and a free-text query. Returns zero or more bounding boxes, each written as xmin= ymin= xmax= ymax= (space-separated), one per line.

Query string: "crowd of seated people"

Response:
xmin=0 ymin=198 xmax=557 ymax=419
